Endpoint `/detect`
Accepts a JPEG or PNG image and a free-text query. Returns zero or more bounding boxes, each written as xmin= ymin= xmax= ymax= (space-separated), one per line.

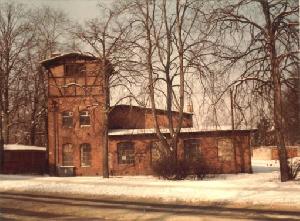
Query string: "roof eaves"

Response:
xmin=40 ymin=52 xmax=98 ymax=68
xmin=108 ymin=127 xmax=257 ymax=136
xmin=111 ymin=104 xmax=193 ymax=115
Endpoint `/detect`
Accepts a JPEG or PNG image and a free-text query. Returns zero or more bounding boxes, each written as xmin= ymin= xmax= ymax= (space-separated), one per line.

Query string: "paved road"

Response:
xmin=1 ymin=192 xmax=300 ymax=221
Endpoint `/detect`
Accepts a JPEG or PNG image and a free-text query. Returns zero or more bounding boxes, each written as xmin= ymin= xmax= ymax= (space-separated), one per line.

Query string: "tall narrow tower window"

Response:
xmin=62 ymin=143 xmax=73 ymax=166
xmin=80 ymin=143 xmax=92 ymax=167
xmin=62 ymin=111 xmax=73 ymax=128
xmin=79 ymin=110 xmax=90 ymax=126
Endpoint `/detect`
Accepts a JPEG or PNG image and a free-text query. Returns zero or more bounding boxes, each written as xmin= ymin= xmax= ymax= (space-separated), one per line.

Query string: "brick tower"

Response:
xmin=41 ymin=53 xmax=106 ymax=176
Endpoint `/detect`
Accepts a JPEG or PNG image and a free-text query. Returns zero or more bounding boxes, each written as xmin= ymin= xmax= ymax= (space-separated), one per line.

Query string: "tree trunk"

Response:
xmin=30 ymin=76 xmax=40 ymax=146
xmin=273 ymin=67 xmax=290 ymax=181
xmin=102 ymin=110 xmax=109 ymax=178
xmin=30 ymin=107 xmax=37 ymax=146
xmin=0 ymin=112 xmax=4 ymax=173
xmin=102 ymin=62 xmax=110 ymax=178
xmin=260 ymin=0 xmax=290 ymax=181
xmin=3 ymin=87 xmax=9 ymax=143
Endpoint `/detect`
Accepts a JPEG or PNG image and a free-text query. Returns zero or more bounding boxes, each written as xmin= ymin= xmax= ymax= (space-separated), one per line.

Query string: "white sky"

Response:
xmin=2 ymin=0 xmax=105 ymax=23
xmin=1 ymin=0 xmax=238 ymax=128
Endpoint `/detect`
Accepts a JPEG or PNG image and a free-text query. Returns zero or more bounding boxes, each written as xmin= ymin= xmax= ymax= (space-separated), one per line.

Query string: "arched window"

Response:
xmin=62 ymin=143 xmax=73 ymax=166
xmin=80 ymin=143 xmax=92 ymax=167
xmin=62 ymin=111 xmax=73 ymax=128
xmin=79 ymin=110 xmax=90 ymax=126
xmin=117 ymin=142 xmax=134 ymax=164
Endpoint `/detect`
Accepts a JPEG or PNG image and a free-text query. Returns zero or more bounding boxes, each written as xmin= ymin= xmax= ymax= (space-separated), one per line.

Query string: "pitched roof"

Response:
xmin=111 ymin=104 xmax=193 ymax=115
xmin=40 ymin=52 xmax=98 ymax=68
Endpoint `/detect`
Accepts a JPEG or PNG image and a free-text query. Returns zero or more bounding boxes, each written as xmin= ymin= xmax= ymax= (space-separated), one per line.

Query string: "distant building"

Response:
xmin=41 ymin=53 xmax=253 ymax=176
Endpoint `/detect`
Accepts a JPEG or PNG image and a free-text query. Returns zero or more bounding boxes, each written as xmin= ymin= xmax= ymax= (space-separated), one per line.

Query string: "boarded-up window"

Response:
xmin=65 ymin=64 xmax=86 ymax=77
xmin=62 ymin=111 xmax=73 ymax=128
xmin=184 ymin=139 xmax=200 ymax=161
xmin=62 ymin=143 xmax=73 ymax=166
xmin=217 ymin=138 xmax=234 ymax=161
xmin=117 ymin=142 xmax=134 ymax=164
xmin=79 ymin=110 xmax=90 ymax=126
xmin=80 ymin=143 xmax=91 ymax=167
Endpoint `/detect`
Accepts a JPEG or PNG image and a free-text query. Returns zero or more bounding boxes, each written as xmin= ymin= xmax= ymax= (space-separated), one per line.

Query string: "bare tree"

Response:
xmin=72 ymin=2 xmax=137 ymax=178
xmin=127 ymin=0 xmax=213 ymax=162
xmin=25 ymin=6 xmax=68 ymax=146
xmin=0 ymin=2 xmax=33 ymax=171
xmin=0 ymin=3 xmax=68 ymax=172
xmin=211 ymin=0 xmax=299 ymax=181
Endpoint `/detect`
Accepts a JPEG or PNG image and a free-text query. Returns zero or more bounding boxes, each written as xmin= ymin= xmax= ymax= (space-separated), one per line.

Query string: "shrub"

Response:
xmin=190 ymin=156 xmax=209 ymax=180
xmin=175 ymin=158 xmax=190 ymax=180
xmin=152 ymin=154 xmax=189 ymax=180
xmin=152 ymin=153 xmax=210 ymax=180
xmin=288 ymin=159 xmax=300 ymax=180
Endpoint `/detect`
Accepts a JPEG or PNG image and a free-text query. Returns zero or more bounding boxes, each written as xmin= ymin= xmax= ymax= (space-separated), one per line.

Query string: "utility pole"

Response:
xmin=230 ymin=88 xmax=235 ymax=130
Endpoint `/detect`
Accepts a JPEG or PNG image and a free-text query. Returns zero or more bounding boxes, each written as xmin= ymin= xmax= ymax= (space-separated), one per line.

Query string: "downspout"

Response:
xmin=52 ymin=100 xmax=58 ymax=175
xmin=230 ymin=89 xmax=238 ymax=173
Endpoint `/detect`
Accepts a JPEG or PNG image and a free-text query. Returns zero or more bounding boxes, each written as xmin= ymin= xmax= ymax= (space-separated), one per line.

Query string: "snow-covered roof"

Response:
xmin=108 ymin=126 xmax=256 ymax=136
xmin=40 ymin=52 xmax=98 ymax=67
xmin=111 ymin=104 xmax=193 ymax=115
xmin=4 ymin=144 xmax=46 ymax=151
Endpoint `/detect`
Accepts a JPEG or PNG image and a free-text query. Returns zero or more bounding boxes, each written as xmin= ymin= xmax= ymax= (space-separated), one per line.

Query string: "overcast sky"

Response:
xmin=1 ymin=0 xmax=107 ymax=23
xmin=1 ymin=0 xmax=236 ymax=127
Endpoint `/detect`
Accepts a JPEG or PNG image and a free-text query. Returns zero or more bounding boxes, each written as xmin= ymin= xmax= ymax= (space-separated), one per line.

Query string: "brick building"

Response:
xmin=41 ymin=53 xmax=253 ymax=176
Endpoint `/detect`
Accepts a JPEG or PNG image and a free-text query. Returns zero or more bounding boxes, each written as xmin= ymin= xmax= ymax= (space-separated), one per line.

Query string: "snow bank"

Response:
xmin=0 ymin=160 xmax=299 ymax=208
xmin=4 ymin=144 xmax=46 ymax=151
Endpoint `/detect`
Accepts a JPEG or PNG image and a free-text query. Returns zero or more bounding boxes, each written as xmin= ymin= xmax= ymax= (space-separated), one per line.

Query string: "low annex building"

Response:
xmin=41 ymin=53 xmax=253 ymax=176
xmin=2 ymin=144 xmax=46 ymax=174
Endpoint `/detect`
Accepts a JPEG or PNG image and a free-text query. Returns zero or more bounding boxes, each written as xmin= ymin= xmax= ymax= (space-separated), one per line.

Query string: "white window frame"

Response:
xmin=79 ymin=110 xmax=91 ymax=127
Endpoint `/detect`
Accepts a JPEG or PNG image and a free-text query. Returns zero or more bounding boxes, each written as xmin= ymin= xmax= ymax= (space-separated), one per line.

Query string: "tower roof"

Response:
xmin=41 ymin=52 xmax=98 ymax=68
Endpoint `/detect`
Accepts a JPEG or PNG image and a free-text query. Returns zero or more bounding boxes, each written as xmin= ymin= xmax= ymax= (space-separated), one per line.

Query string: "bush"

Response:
xmin=288 ymin=159 xmax=300 ymax=180
xmin=152 ymin=153 xmax=209 ymax=180
xmin=175 ymin=158 xmax=190 ymax=180
xmin=152 ymin=154 xmax=189 ymax=180
xmin=190 ymin=156 xmax=209 ymax=180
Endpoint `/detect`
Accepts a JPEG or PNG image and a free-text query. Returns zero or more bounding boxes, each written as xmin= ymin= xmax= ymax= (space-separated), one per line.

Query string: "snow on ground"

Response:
xmin=0 ymin=160 xmax=299 ymax=208
xmin=4 ymin=144 xmax=46 ymax=151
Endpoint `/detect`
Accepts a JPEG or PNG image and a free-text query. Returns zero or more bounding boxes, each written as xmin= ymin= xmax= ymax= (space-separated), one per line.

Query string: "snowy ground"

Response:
xmin=0 ymin=159 xmax=299 ymax=208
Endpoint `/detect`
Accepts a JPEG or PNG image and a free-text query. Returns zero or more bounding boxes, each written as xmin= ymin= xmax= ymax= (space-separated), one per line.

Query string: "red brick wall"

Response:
xmin=43 ymin=55 xmax=251 ymax=177
xmin=109 ymin=106 xmax=146 ymax=129
xmin=48 ymin=97 xmax=104 ymax=176
xmin=108 ymin=131 xmax=252 ymax=176
xmin=109 ymin=105 xmax=193 ymax=129
xmin=271 ymin=147 xmax=298 ymax=160
xmin=3 ymin=150 xmax=46 ymax=174
xmin=47 ymin=60 xmax=105 ymax=176
xmin=144 ymin=111 xmax=193 ymax=129
xmin=109 ymin=137 xmax=153 ymax=175
xmin=179 ymin=132 xmax=252 ymax=174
